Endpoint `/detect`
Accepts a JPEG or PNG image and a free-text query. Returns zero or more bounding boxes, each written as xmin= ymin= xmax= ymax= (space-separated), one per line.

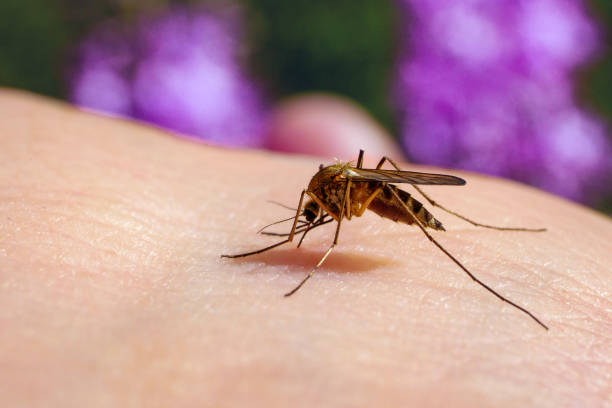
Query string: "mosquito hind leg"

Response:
xmin=387 ymin=186 xmax=548 ymax=330
xmin=376 ymin=156 xmax=545 ymax=232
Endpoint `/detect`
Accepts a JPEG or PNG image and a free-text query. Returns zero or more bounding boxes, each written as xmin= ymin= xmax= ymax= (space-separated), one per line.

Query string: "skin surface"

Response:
xmin=0 ymin=89 xmax=611 ymax=407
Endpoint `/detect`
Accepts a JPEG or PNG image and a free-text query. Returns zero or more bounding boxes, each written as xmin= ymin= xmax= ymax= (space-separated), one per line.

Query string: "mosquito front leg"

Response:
xmin=296 ymin=223 xmax=312 ymax=248
xmin=387 ymin=186 xmax=548 ymax=330
xmin=288 ymin=189 xmax=307 ymax=241
xmin=220 ymin=237 xmax=295 ymax=259
xmin=376 ymin=156 xmax=545 ymax=232
xmin=285 ymin=179 xmax=352 ymax=297
xmin=221 ymin=190 xmax=307 ymax=258
xmin=295 ymin=214 xmax=332 ymax=248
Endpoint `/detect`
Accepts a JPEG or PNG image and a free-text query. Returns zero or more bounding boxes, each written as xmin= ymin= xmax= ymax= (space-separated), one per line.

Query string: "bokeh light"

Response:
xmin=394 ymin=0 xmax=611 ymax=202
xmin=1 ymin=0 xmax=610 ymax=208
xmin=70 ymin=6 xmax=266 ymax=147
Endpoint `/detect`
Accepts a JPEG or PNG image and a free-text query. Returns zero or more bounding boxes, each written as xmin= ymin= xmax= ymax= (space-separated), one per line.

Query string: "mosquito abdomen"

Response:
xmin=368 ymin=185 xmax=445 ymax=230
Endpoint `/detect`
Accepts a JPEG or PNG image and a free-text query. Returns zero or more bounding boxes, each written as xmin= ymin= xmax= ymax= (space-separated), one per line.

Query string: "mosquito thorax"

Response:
xmin=310 ymin=163 xmax=350 ymax=184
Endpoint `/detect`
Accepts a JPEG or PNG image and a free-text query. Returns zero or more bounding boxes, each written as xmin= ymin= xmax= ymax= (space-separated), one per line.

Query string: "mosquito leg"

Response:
xmin=414 ymin=184 xmax=545 ymax=231
xmin=387 ymin=186 xmax=548 ymax=330
xmin=284 ymin=241 xmax=335 ymax=296
xmin=377 ymin=156 xmax=545 ymax=232
xmin=356 ymin=149 xmax=364 ymax=169
xmin=260 ymin=231 xmax=292 ymax=237
xmin=296 ymin=214 xmax=330 ymax=248
xmin=375 ymin=156 xmax=387 ymax=170
xmin=353 ymin=150 xmax=382 ymax=217
xmin=221 ymin=190 xmax=306 ymax=258
xmin=296 ymin=223 xmax=312 ymax=248
xmin=285 ymin=180 xmax=352 ymax=297
xmin=221 ymin=238 xmax=294 ymax=258
xmin=354 ymin=186 xmax=383 ymax=217
xmin=288 ymin=190 xmax=307 ymax=241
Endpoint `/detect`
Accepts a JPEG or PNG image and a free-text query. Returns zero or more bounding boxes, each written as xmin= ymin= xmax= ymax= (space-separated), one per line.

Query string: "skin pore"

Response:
xmin=1 ymin=89 xmax=611 ymax=406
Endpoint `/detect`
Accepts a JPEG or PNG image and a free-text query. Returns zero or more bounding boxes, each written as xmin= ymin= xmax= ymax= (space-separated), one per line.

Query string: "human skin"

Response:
xmin=0 ymin=89 xmax=611 ymax=407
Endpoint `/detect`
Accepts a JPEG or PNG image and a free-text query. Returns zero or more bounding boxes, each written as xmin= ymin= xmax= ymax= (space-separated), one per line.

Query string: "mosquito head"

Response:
xmin=303 ymin=200 xmax=320 ymax=223
xmin=319 ymin=164 xmax=324 ymax=171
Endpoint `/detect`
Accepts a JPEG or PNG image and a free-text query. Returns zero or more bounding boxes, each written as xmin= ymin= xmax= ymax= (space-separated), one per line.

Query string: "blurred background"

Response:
xmin=1 ymin=0 xmax=610 ymax=212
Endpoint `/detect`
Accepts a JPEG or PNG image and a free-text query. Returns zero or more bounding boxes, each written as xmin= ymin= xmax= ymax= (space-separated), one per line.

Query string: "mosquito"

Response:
xmin=221 ymin=150 xmax=548 ymax=330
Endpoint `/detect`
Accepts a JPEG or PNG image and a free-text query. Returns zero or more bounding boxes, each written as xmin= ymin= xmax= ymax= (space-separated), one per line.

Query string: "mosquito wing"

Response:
xmin=344 ymin=167 xmax=466 ymax=185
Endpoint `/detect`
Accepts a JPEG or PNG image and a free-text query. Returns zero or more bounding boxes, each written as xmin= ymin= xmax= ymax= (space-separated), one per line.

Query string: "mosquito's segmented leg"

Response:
xmin=413 ymin=184 xmax=545 ymax=231
xmin=356 ymin=149 xmax=365 ymax=169
xmin=387 ymin=186 xmax=548 ymax=330
xmin=220 ymin=237 xmax=294 ymax=258
xmin=285 ymin=179 xmax=353 ymax=297
xmin=375 ymin=156 xmax=388 ymax=170
xmin=288 ymin=190 xmax=308 ymax=241
xmin=294 ymin=214 xmax=331 ymax=247
xmin=354 ymin=186 xmax=383 ymax=217
xmin=296 ymin=223 xmax=312 ymax=248
xmin=221 ymin=190 xmax=307 ymax=258
xmin=376 ymin=156 xmax=546 ymax=232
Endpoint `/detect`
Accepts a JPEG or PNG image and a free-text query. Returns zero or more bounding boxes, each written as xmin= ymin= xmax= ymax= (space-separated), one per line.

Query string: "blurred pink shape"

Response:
xmin=264 ymin=94 xmax=405 ymax=164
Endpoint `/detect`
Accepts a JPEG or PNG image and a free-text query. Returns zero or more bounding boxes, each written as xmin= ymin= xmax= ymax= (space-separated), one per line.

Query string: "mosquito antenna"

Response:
xmin=257 ymin=215 xmax=305 ymax=234
xmin=267 ymin=200 xmax=297 ymax=211
xmin=261 ymin=216 xmax=332 ymax=237
xmin=260 ymin=221 xmax=308 ymax=237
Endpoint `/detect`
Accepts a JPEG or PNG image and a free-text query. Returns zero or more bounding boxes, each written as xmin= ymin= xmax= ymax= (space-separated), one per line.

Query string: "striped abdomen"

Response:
xmin=368 ymin=184 xmax=445 ymax=230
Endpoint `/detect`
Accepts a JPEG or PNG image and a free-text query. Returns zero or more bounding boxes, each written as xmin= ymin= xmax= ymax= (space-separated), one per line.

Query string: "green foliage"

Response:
xmin=578 ymin=0 xmax=612 ymax=122
xmin=0 ymin=0 xmax=69 ymax=97
xmin=244 ymin=0 xmax=397 ymax=131
xmin=577 ymin=0 xmax=612 ymax=212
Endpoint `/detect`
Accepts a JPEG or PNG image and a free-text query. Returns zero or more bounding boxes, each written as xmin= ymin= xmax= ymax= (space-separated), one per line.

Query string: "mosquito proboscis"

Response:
xmin=221 ymin=150 xmax=548 ymax=330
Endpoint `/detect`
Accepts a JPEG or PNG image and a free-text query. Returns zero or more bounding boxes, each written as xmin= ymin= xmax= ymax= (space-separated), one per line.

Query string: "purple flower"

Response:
xmin=395 ymin=0 xmax=611 ymax=202
xmin=70 ymin=7 xmax=265 ymax=147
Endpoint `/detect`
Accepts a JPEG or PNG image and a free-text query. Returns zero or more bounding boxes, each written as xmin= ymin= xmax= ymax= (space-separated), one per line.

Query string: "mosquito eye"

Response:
xmin=319 ymin=164 xmax=324 ymax=171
